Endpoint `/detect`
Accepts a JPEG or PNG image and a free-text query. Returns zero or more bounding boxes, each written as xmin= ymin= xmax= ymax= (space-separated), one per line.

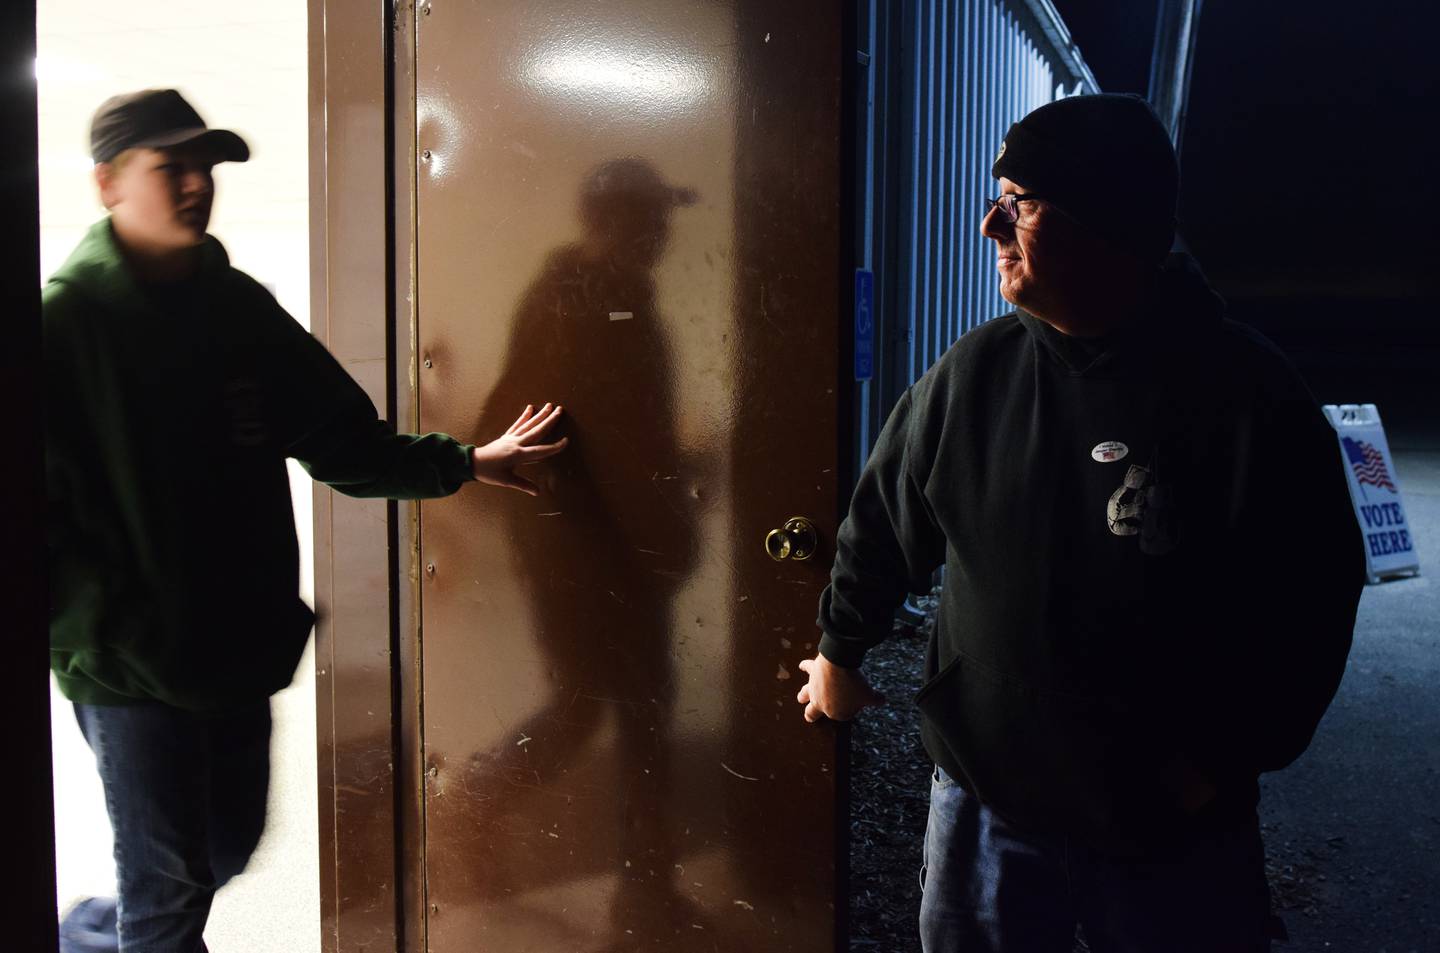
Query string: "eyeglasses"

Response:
xmin=984 ymin=193 xmax=1043 ymax=224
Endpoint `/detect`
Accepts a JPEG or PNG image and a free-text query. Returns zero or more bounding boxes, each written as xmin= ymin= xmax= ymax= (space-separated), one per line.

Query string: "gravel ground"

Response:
xmin=847 ymin=449 xmax=1439 ymax=952
xmin=848 ymin=610 xmax=934 ymax=952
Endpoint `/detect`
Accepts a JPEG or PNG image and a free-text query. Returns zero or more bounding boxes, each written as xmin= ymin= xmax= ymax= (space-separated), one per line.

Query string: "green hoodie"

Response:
xmin=45 ymin=220 xmax=474 ymax=710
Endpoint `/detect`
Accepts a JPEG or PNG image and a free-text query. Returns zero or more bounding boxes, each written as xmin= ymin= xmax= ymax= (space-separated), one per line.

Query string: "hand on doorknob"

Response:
xmin=470 ymin=403 xmax=568 ymax=496
xmin=796 ymin=652 xmax=886 ymax=723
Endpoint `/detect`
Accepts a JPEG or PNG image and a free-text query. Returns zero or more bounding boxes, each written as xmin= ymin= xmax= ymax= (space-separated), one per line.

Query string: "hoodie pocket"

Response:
xmin=916 ymin=650 xmax=1168 ymax=840
xmin=139 ymin=596 xmax=317 ymax=711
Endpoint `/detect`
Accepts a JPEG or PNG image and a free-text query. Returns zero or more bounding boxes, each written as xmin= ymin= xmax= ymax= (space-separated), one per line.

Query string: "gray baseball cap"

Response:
xmin=90 ymin=89 xmax=250 ymax=164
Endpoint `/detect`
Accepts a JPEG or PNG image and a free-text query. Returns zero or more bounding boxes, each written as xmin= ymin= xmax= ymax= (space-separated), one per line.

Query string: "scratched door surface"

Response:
xmin=414 ymin=2 xmax=842 ymax=948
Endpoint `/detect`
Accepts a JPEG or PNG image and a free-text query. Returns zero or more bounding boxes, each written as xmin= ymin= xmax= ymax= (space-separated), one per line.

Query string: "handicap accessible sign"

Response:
xmin=1323 ymin=404 xmax=1420 ymax=583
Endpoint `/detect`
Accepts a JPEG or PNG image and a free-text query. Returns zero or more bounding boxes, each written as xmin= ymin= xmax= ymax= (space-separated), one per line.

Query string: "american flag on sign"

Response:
xmin=1341 ymin=436 xmax=1397 ymax=492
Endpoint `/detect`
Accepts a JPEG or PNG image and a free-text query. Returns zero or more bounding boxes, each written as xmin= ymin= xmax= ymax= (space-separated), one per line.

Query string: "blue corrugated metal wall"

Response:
xmin=853 ymin=0 xmax=1097 ymax=467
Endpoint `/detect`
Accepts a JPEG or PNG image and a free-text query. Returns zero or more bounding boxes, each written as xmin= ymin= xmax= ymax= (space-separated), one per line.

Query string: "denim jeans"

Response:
xmin=59 ymin=700 xmax=271 ymax=953
xmin=919 ymin=766 xmax=1273 ymax=953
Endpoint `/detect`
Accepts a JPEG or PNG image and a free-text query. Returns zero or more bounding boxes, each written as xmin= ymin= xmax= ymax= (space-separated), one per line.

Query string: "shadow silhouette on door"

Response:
xmin=454 ymin=157 xmax=715 ymax=942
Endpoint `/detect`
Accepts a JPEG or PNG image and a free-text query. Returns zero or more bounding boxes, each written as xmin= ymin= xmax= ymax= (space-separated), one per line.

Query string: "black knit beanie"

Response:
xmin=991 ymin=93 xmax=1178 ymax=265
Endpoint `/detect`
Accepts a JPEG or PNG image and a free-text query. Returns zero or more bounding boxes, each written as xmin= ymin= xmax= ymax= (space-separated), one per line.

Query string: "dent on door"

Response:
xmin=411 ymin=1 xmax=841 ymax=949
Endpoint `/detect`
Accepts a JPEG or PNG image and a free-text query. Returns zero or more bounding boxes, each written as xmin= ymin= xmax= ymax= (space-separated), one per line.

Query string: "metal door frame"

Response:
xmin=309 ymin=0 xmax=426 ymax=949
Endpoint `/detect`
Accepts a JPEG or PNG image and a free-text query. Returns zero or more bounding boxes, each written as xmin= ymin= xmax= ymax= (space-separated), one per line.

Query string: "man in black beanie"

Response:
xmin=796 ymin=93 xmax=1362 ymax=951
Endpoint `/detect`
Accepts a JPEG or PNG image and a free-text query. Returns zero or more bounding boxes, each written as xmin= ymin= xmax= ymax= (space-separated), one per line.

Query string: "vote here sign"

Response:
xmin=1323 ymin=404 xmax=1421 ymax=583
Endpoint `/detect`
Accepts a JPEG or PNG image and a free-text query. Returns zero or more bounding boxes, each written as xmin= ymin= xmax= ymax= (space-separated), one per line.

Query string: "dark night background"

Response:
xmin=1053 ymin=0 xmax=1439 ymax=444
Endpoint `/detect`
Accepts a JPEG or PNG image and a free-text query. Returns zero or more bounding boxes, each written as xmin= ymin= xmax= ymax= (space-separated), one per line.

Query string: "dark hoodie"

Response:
xmin=44 ymin=220 xmax=476 ymax=711
xmin=818 ymin=254 xmax=1363 ymax=852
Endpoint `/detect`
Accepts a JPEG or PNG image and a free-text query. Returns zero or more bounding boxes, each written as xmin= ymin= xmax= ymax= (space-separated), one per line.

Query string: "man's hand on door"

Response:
xmin=796 ymin=652 xmax=886 ymax=722
xmin=470 ymin=402 xmax=568 ymax=495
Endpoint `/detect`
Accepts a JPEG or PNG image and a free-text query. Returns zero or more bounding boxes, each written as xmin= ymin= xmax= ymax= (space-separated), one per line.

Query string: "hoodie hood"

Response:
xmin=1018 ymin=252 xmax=1226 ymax=377
xmin=48 ymin=218 xmax=231 ymax=313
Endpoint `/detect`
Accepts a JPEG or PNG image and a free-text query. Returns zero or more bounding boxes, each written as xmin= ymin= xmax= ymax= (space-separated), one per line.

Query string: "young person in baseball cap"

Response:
xmin=47 ymin=89 xmax=569 ymax=952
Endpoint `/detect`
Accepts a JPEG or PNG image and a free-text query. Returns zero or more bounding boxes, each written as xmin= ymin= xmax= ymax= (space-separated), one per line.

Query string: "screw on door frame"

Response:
xmin=423 ymin=356 xmax=433 ymax=368
xmin=421 ymin=149 xmax=433 ymax=162
xmin=425 ymin=562 xmax=436 ymax=576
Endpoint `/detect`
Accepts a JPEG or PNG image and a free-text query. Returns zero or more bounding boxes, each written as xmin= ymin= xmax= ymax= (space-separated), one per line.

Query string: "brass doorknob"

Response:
xmin=765 ymin=517 xmax=818 ymax=562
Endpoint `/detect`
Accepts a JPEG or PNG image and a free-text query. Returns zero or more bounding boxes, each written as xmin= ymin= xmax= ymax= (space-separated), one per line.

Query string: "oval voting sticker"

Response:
xmin=1091 ymin=441 xmax=1129 ymax=463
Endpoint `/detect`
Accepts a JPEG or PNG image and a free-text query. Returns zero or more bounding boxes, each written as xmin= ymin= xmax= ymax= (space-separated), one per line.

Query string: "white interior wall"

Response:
xmin=39 ymin=3 xmax=319 ymax=951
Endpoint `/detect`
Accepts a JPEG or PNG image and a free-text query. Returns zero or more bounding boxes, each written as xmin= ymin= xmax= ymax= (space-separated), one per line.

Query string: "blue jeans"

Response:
xmin=919 ymin=766 xmax=1273 ymax=953
xmin=59 ymin=700 xmax=271 ymax=953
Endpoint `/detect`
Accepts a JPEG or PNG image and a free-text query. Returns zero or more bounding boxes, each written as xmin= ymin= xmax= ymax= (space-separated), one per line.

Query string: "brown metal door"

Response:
xmin=414 ymin=2 xmax=842 ymax=949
